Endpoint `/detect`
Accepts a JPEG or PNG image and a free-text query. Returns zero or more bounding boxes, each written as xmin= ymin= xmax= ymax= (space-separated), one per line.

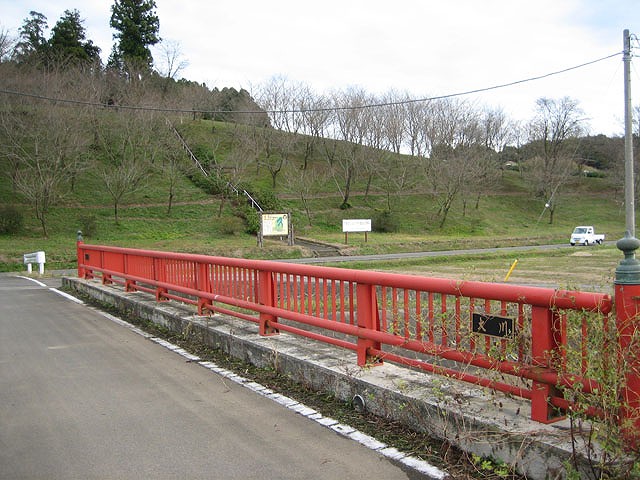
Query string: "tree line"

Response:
xmin=250 ymin=76 xmax=637 ymax=226
xmin=4 ymin=1 xmax=158 ymax=73
xmin=0 ymin=4 xmax=638 ymax=236
xmin=0 ymin=2 xmax=269 ymax=236
xmin=0 ymin=64 xmax=637 ymax=236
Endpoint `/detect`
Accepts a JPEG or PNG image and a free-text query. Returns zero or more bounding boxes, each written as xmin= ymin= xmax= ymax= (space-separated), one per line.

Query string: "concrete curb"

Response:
xmin=63 ymin=277 xmax=595 ymax=479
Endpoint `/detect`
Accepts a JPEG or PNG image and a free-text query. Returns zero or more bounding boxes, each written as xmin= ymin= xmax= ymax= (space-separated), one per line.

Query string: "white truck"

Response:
xmin=570 ymin=226 xmax=605 ymax=246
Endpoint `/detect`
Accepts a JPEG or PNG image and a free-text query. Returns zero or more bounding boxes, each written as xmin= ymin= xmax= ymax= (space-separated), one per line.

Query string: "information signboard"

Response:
xmin=262 ymin=213 xmax=289 ymax=236
xmin=342 ymin=219 xmax=372 ymax=232
xmin=258 ymin=212 xmax=293 ymax=247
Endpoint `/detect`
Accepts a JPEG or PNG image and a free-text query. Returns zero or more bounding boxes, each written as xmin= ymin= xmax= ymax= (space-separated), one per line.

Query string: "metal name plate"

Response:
xmin=472 ymin=312 xmax=514 ymax=338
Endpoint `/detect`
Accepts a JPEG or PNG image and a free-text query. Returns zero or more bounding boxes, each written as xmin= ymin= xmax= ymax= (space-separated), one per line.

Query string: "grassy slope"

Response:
xmin=0 ymin=119 xmax=627 ymax=271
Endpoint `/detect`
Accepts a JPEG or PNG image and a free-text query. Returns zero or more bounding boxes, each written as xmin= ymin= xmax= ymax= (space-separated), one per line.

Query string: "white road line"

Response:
xmin=16 ymin=275 xmax=47 ymax=287
xmin=16 ymin=276 xmax=85 ymax=305
xmin=50 ymin=288 xmax=85 ymax=304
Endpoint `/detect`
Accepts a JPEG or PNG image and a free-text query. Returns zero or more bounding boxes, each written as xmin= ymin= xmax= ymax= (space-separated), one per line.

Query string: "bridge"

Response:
xmin=66 ymin=240 xmax=640 ymax=478
xmin=3 ymin=240 xmax=637 ymax=478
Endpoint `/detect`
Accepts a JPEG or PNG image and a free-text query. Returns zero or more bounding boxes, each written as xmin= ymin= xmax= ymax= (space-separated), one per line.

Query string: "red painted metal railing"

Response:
xmin=77 ymin=242 xmax=618 ymax=425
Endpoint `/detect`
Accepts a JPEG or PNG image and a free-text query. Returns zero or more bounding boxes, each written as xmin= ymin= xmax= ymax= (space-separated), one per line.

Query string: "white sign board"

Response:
xmin=342 ymin=219 xmax=371 ymax=233
xmin=261 ymin=213 xmax=289 ymax=236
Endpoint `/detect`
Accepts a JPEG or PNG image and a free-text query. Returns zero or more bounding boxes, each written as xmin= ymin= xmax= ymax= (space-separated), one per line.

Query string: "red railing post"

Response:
xmin=258 ymin=270 xmax=278 ymax=336
xmin=197 ymin=262 xmax=210 ymax=315
xmin=356 ymin=283 xmax=382 ymax=366
xmin=614 ymin=233 xmax=640 ymax=448
xmin=76 ymin=231 xmax=85 ymax=278
xmin=530 ymin=306 xmax=564 ymax=423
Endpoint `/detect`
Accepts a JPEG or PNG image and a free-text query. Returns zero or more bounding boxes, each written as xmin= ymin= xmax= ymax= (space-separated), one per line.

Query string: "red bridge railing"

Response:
xmin=77 ymin=242 xmax=637 ymax=430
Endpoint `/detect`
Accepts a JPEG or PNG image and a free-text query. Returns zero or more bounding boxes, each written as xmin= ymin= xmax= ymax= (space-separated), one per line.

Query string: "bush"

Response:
xmin=0 ymin=205 xmax=24 ymax=234
xmin=249 ymin=186 xmax=281 ymax=211
xmin=242 ymin=207 xmax=260 ymax=235
xmin=373 ymin=210 xmax=399 ymax=233
xmin=217 ymin=216 xmax=244 ymax=235
xmin=584 ymin=170 xmax=606 ymax=178
xmin=78 ymin=214 xmax=98 ymax=237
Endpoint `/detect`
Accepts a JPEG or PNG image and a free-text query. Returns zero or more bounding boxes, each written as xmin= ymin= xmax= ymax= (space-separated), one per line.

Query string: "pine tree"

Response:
xmin=108 ymin=0 xmax=160 ymax=73
xmin=14 ymin=11 xmax=48 ymax=64
xmin=49 ymin=10 xmax=100 ymax=64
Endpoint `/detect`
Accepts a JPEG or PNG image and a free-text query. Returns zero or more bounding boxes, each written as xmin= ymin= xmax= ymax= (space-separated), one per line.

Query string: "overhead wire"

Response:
xmin=0 ymin=51 xmax=625 ymax=116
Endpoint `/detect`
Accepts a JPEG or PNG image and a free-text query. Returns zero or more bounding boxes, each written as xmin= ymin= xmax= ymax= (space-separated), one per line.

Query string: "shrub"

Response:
xmin=373 ymin=210 xmax=399 ymax=233
xmin=217 ymin=216 xmax=243 ymax=235
xmin=250 ymin=186 xmax=281 ymax=211
xmin=0 ymin=205 xmax=24 ymax=234
xmin=78 ymin=214 xmax=98 ymax=237
xmin=242 ymin=207 xmax=260 ymax=235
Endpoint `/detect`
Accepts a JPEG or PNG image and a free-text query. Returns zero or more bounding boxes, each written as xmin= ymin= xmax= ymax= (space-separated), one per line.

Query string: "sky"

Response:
xmin=1 ymin=0 xmax=639 ymax=137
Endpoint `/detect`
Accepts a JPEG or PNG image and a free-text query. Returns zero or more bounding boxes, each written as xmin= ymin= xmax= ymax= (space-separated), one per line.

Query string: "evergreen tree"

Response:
xmin=49 ymin=10 xmax=101 ymax=64
xmin=108 ymin=0 xmax=160 ymax=72
xmin=14 ymin=11 xmax=48 ymax=64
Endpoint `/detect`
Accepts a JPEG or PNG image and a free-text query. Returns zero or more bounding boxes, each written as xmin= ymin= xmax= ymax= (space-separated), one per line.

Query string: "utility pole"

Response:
xmin=615 ymin=28 xmax=640 ymax=449
xmin=617 ymin=29 xmax=640 ymax=285
xmin=623 ymin=28 xmax=635 ymax=237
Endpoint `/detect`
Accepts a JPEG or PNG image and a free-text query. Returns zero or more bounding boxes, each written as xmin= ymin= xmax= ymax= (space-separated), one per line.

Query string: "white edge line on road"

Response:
xmin=51 ymin=289 xmax=448 ymax=480
xmin=16 ymin=276 xmax=85 ymax=305
xmin=16 ymin=275 xmax=47 ymax=287
xmin=50 ymin=288 xmax=85 ymax=304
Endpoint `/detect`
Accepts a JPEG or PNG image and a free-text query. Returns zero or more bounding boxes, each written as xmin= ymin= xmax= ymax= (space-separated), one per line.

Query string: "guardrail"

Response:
xmin=23 ymin=251 xmax=46 ymax=274
xmin=76 ymin=242 xmax=639 ymax=434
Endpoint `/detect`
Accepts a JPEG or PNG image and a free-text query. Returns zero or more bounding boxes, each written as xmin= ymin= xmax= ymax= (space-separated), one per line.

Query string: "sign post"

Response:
xmin=258 ymin=212 xmax=293 ymax=247
xmin=342 ymin=219 xmax=371 ymax=244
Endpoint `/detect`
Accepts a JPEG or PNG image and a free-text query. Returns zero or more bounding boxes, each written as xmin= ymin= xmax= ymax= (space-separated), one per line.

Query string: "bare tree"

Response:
xmin=257 ymin=75 xmax=305 ymax=134
xmin=157 ymin=128 xmax=186 ymax=215
xmin=253 ymin=77 xmax=316 ymax=188
xmin=99 ymin=160 xmax=148 ymax=224
xmin=283 ymin=165 xmax=328 ymax=226
xmin=463 ymin=108 xmax=510 ymax=211
xmin=95 ymin=111 xmax=159 ymax=223
xmin=375 ymin=152 xmax=421 ymax=212
xmin=219 ymin=143 xmax=256 ymax=217
xmin=379 ymin=89 xmax=407 ymax=154
xmin=154 ymin=39 xmax=189 ymax=95
xmin=0 ymin=67 xmax=91 ymax=235
xmin=362 ymin=101 xmax=390 ymax=201
xmin=523 ymin=97 xmax=586 ymax=224
xmin=298 ymin=87 xmax=330 ymax=170
xmin=404 ymin=100 xmax=431 ymax=157
xmin=0 ymin=27 xmax=16 ymax=62
xmin=424 ymin=146 xmax=468 ymax=228
xmin=331 ymin=87 xmax=370 ymax=209
xmin=417 ymin=98 xmax=481 ymax=227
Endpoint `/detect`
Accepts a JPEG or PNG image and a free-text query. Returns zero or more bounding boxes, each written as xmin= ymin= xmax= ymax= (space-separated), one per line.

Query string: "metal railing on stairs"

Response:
xmin=167 ymin=120 xmax=263 ymax=212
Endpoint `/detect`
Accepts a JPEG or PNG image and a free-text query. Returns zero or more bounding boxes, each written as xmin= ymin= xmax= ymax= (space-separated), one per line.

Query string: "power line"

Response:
xmin=0 ymin=51 xmax=623 ymax=115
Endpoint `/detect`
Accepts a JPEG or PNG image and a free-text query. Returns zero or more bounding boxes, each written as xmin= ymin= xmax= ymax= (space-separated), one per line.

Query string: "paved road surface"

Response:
xmin=282 ymin=241 xmax=617 ymax=264
xmin=0 ymin=275 xmax=422 ymax=479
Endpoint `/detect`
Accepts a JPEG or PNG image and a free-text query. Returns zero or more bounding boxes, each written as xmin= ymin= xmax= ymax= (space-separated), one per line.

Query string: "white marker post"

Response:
xmin=23 ymin=251 xmax=46 ymax=275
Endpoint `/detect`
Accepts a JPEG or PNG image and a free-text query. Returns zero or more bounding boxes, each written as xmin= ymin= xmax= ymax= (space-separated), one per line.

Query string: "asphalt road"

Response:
xmin=0 ymin=275 xmax=421 ymax=479
xmin=282 ymin=241 xmax=618 ymax=264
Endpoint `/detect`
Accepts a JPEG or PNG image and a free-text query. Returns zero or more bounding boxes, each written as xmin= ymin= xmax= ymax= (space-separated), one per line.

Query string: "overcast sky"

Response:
xmin=1 ymin=1 xmax=638 ymax=136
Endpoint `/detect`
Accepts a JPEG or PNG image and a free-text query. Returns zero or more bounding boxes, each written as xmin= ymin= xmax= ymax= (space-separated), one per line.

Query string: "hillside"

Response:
xmin=0 ymin=111 xmax=629 ymax=271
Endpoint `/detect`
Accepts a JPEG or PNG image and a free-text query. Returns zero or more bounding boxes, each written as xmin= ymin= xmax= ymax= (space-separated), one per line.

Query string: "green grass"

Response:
xmin=0 ymin=118 xmax=630 ymax=277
